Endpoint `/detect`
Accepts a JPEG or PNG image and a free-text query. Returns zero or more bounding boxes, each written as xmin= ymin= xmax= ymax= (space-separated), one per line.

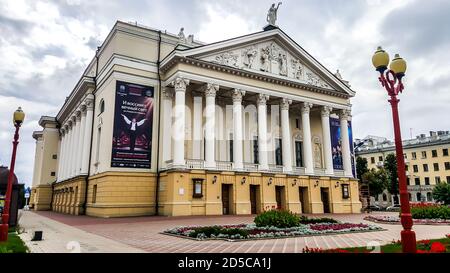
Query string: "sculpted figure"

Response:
xmin=267 ymin=2 xmax=282 ymax=26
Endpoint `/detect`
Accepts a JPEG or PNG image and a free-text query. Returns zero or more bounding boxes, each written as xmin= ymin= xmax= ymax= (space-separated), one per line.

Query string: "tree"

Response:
xmin=362 ymin=168 xmax=389 ymax=197
xmin=356 ymin=157 xmax=368 ymax=181
xmin=384 ymin=153 xmax=399 ymax=196
xmin=432 ymin=183 xmax=450 ymax=205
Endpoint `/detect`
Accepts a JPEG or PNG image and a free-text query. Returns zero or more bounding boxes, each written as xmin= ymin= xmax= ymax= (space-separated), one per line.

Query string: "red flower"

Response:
xmin=430 ymin=242 xmax=446 ymax=253
xmin=416 ymin=249 xmax=428 ymax=254
xmin=418 ymin=240 xmax=431 ymax=245
xmin=446 ymin=234 xmax=450 ymax=239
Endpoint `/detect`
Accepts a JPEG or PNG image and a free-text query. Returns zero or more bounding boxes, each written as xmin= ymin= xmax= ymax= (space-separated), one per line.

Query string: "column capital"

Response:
xmin=280 ymin=98 xmax=292 ymax=110
xmin=85 ymin=96 xmax=94 ymax=111
xmin=232 ymin=89 xmax=245 ymax=103
xmin=339 ymin=109 xmax=351 ymax=120
xmin=301 ymin=102 xmax=313 ymax=114
xmin=321 ymin=105 xmax=333 ymax=117
xmin=67 ymin=120 xmax=73 ymax=128
xmin=257 ymin=94 xmax=270 ymax=105
xmin=80 ymin=103 xmax=87 ymax=114
xmin=204 ymin=83 xmax=219 ymax=97
xmin=64 ymin=124 xmax=69 ymax=131
xmin=171 ymin=77 xmax=190 ymax=92
xmin=60 ymin=128 xmax=66 ymax=135
xmin=162 ymin=87 xmax=174 ymax=99
xmin=75 ymin=109 xmax=82 ymax=121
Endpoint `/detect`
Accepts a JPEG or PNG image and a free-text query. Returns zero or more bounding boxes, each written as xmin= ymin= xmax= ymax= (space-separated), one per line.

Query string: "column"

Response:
xmin=69 ymin=117 xmax=77 ymax=177
xmin=301 ymin=102 xmax=314 ymax=175
xmin=161 ymin=88 xmax=173 ymax=164
xmin=204 ymin=83 xmax=219 ymax=169
xmin=74 ymin=110 xmax=82 ymax=176
xmin=81 ymin=95 xmax=94 ymax=175
xmin=232 ymin=89 xmax=245 ymax=170
xmin=57 ymin=129 xmax=65 ymax=181
xmin=340 ymin=109 xmax=353 ymax=177
xmin=64 ymin=122 xmax=73 ymax=179
xmin=76 ymin=106 xmax=86 ymax=176
xmin=321 ymin=106 xmax=334 ymax=176
xmin=257 ymin=94 xmax=269 ymax=171
xmin=172 ymin=77 xmax=189 ymax=168
xmin=62 ymin=124 xmax=69 ymax=180
xmin=281 ymin=98 xmax=293 ymax=172
xmin=192 ymin=95 xmax=203 ymax=159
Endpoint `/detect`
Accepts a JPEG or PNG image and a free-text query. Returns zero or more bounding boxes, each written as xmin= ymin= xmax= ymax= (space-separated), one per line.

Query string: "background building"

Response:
xmin=30 ymin=20 xmax=362 ymax=217
xmin=356 ymin=131 xmax=450 ymax=207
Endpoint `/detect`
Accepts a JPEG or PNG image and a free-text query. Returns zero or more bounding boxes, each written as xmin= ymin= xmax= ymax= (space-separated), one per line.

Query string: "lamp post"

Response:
xmin=0 ymin=107 xmax=25 ymax=242
xmin=372 ymin=47 xmax=416 ymax=253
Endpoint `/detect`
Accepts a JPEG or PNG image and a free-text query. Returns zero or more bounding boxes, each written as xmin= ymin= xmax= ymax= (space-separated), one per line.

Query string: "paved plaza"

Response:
xmin=18 ymin=211 xmax=450 ymax=253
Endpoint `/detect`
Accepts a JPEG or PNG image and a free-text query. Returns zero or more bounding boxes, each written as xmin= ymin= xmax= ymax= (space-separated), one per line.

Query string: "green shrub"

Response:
xmin=189 ymin=226 xmax=249 ymax=238
xmin=254 ymin=210 xmax=300 ymax=228
xmin=298 ymin=216 xmax=339 ymax=224
xmin=433 ymin=183 xmax=450 ymax=205
xmin=411 ymin=205 xmax=450 ymax=220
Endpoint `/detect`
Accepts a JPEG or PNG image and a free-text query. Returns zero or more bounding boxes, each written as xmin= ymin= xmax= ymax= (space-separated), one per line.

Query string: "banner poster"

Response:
xmin=111 ymin=81 xmax=154 ymax=168
xmin=330 ymin=117 xmax=355 ymax=176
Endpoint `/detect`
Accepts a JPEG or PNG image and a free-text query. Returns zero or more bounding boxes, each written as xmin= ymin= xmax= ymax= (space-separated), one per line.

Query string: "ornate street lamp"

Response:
xmin=0 ymin=107 xmax=25 ymax=242
xmin=372 ymin=47 xmax=416 ymax=253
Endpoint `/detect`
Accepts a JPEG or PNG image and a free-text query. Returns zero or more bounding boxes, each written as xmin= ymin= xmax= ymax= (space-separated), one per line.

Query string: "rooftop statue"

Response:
xmin=267 ymin=2 xmax=282 ymax=26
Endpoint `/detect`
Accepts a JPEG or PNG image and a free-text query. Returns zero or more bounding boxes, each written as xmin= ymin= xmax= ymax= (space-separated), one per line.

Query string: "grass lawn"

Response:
xmin=0 ymin=232 xmax=29 ymax=253
xmin=341 ymin=237 xmax=450 ymax=253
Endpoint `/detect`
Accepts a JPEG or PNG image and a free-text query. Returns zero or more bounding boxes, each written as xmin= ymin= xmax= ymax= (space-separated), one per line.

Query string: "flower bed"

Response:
xmin=364 ymin=215 xmax=450 ymax=225
xmin=164 ymin=222 xmax=383 ymax=241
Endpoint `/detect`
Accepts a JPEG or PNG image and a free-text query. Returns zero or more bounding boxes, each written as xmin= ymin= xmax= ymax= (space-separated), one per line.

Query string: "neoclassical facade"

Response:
xmin=30 ymin=21 xmax=361 ymax=217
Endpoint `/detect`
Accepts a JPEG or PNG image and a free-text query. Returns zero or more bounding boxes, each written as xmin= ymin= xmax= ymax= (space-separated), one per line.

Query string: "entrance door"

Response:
xmin=320 ymin=188 xmax=330 ymax=213
xmin=275 ymin=186 xmax=285 ymax=210
xmin=250 ymin=185 xmax=259 ymax=214
xmin=222 ymin=184 xmax=231 ymax=215
xmin=299 ymin=187 xmax=310 ymax=213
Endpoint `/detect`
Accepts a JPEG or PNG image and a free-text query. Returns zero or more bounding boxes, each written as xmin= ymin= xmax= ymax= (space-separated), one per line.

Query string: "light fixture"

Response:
xmin=335 ymin=181 xmax=340 ymax=188
xmin=268 ymin=177 xmax=273 ymax=186
xmin=292 ymin=179 xmax=297 ymax=187
xmin=13 ymin=107 xmax=25 ymax=126
xmin=241 ymin=177 xmax=246 ymax=185
xmin=390 ymin=53 xmax=407 ymax=79
xmin=212 ymin=175 xmax=217 ymax=184
xmin=314 ymin=180 xmax=319 ymax=188
xmin=372 ymin=46 xmax=390 ymax=73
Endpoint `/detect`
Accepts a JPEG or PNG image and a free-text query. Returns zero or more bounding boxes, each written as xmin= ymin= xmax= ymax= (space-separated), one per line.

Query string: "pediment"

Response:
xmin=192 ymin=39 xmax=334 ymax=90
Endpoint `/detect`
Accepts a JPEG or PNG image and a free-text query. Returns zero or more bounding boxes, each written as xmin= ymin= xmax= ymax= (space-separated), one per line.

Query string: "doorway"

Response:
xmin=222 ymin=184 xmax=232 ymax=215
xmin=275 ymin=186 xmax=286 ymax=210
xmin=299 ymin=186 xmax=310 ymax=213
xmin=320 ymin=188 xmax=330 ymax=213
xmin=250 ymin=185 xmax=260 ymax=214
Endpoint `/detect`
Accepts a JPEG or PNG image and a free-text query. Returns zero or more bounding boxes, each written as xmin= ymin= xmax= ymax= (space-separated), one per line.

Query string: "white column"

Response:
xmin=257 ymin=94 xmax=269 ymax=171
xmin=76 ymin=107 xmax=86 ymax=176
xmin=340 ymin=109 xmax=353 ymax=177
xmin=162 ymin=88 xmax=173 ymax=164
xmin=281 ymin=98 xmax=293 ymax=173
xmin=74 ymin=110 xmax=82 ymax=176
xmin=81 ymin=95 xmax=94 ymax=175
xmin=204 ymin=83 xmax=219 ymax=169
xmin=192 ymin=96 xmax=203 ymax=159
xmin=69 ymin=116 xmax=77 ymax=177
xmin=172 ymin=77 xmax=189 ymax=168
xmin=61 ymin=124 xmax=69 ymax=180
xmin=321 ymin=106 xmax=334 ymax=176
xmin=232 ymin=89 xmax=245 ymax=170
xmin=57 ymin=130 xmax=65 ymax=181
xmin=301 ymin=102 xmax=314 ymax=175
xmin=65 ymin=122 xmax=73 ymax=179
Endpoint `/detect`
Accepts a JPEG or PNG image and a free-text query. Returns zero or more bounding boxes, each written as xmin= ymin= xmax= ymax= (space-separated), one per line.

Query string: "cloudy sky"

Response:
xmin=1 ymin=0 xmax=449 ymax=187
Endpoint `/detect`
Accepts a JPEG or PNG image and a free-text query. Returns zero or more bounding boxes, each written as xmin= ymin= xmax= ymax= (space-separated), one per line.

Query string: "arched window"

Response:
xmin=99 ymin=99 xmax=105 ymax=114
xmin=382 ymin=193 xmax=387 ymax=201
xmin=426 ymin=192 xmax=432 ymax=201
xmin=416 ymin=192 xmax=422 ymax=202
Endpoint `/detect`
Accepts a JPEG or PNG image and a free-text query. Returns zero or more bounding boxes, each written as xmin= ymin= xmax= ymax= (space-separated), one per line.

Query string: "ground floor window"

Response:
xmin=341 ymin=184 xmax=349 ymax=199
xmin=295 ymin=141 xmax=303 ymax=167
xmin=253 ymin=136 xmax=259 ymax=164
xmin=193 ymin=179 xmax=203 ymax=198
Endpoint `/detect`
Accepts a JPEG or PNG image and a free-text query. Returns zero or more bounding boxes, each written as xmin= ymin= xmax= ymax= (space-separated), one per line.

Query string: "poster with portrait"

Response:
xmin=330 ymin=117 xmax=355 ymax=176
xmin=111 ymin=81 xmax=154 ymax=169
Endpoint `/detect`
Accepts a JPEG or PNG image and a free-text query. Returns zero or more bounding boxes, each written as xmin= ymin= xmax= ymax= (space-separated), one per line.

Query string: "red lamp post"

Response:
xmin=0 ymin=107 xmax=25 ymax=242
xmin=372 ymin=47 xmax=416 ymax=253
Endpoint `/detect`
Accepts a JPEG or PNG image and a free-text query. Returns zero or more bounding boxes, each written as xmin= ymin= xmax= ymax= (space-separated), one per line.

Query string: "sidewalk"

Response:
xmin=17 ymin=211 xmax=145 ymax=253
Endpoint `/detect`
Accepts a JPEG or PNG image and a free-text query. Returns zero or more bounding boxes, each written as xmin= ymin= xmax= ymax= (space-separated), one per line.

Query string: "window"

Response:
xmin=433 ymin=163 xmax=439 ymax=171
xmin=403 ymin=153 xmax=407 ymax=159
xmin=52 ymin=154 xmax=57 ymax=159
xmin=432 ymin=150 xmax=438 ymax=158
xmin=406 ymin=178 xmax=410 ymax=185
xmin=295 ymin=118 xmax=300 ymax=129
xmin=229 ymin=136 xmax=233 ymax=162
xmin=443 ymin=148 xmax=449 ymax=157
xmin=415 ymin=178 xmax=420 ymax=185
xmin=295 ymin=141 xmax=303 ymax=167
xmin=426 ymin=192 xmax=432 ymax=202
xmin=95 ymin=127 xmax=102 ymax=165
xmin=445 ymin=162 xmax=450 ymax=170
xmin=371 ymin=157 xmax=375 ymax=164
xmin=382 ymin=193 xmax=387 ymax=201
xmin=405 ymin=165 xmax=409 ymax=171
xmin=412 ymin=152 xmax=417 ymax=160
xmin=435 ymin=177 xmax=441 ymax=184
xmin=99 ymin=99 xmax=105 ymax=114
xmin=92 ymin=185 xmax=97 ymax=203
xmin=50 ymin=172 xmax=56 ymax=176
xmin=416 ymin=192 xmax=422 ymax=202
xmin=421 ymin=151 xmax=427 ymax=159
xmin=447 ymin=176 xmax=450 ymax=183
xmin=341 ymin=184 xmax=350 ymax=199
xmin=253 ymin=136 xmax=259 ymax=164
xmin=424 ymin=177 xmax=430 ymax=185
xmin=423 ymin=164 xmax=429 ymax=172
xmin=378 ymin=156 xmax=383 ymax=162
xmin=275 ymin=138 xmax=283 ymax=166
xmin=413 ymin=165 xmax=418 ymax=173
xmin=192 ymin=179 xmax=203 ymax=198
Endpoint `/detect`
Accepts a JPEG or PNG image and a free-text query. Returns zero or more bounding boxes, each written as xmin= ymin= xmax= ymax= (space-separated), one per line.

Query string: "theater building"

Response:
xmin=30 ymin=20 xmax=362 ymax=217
